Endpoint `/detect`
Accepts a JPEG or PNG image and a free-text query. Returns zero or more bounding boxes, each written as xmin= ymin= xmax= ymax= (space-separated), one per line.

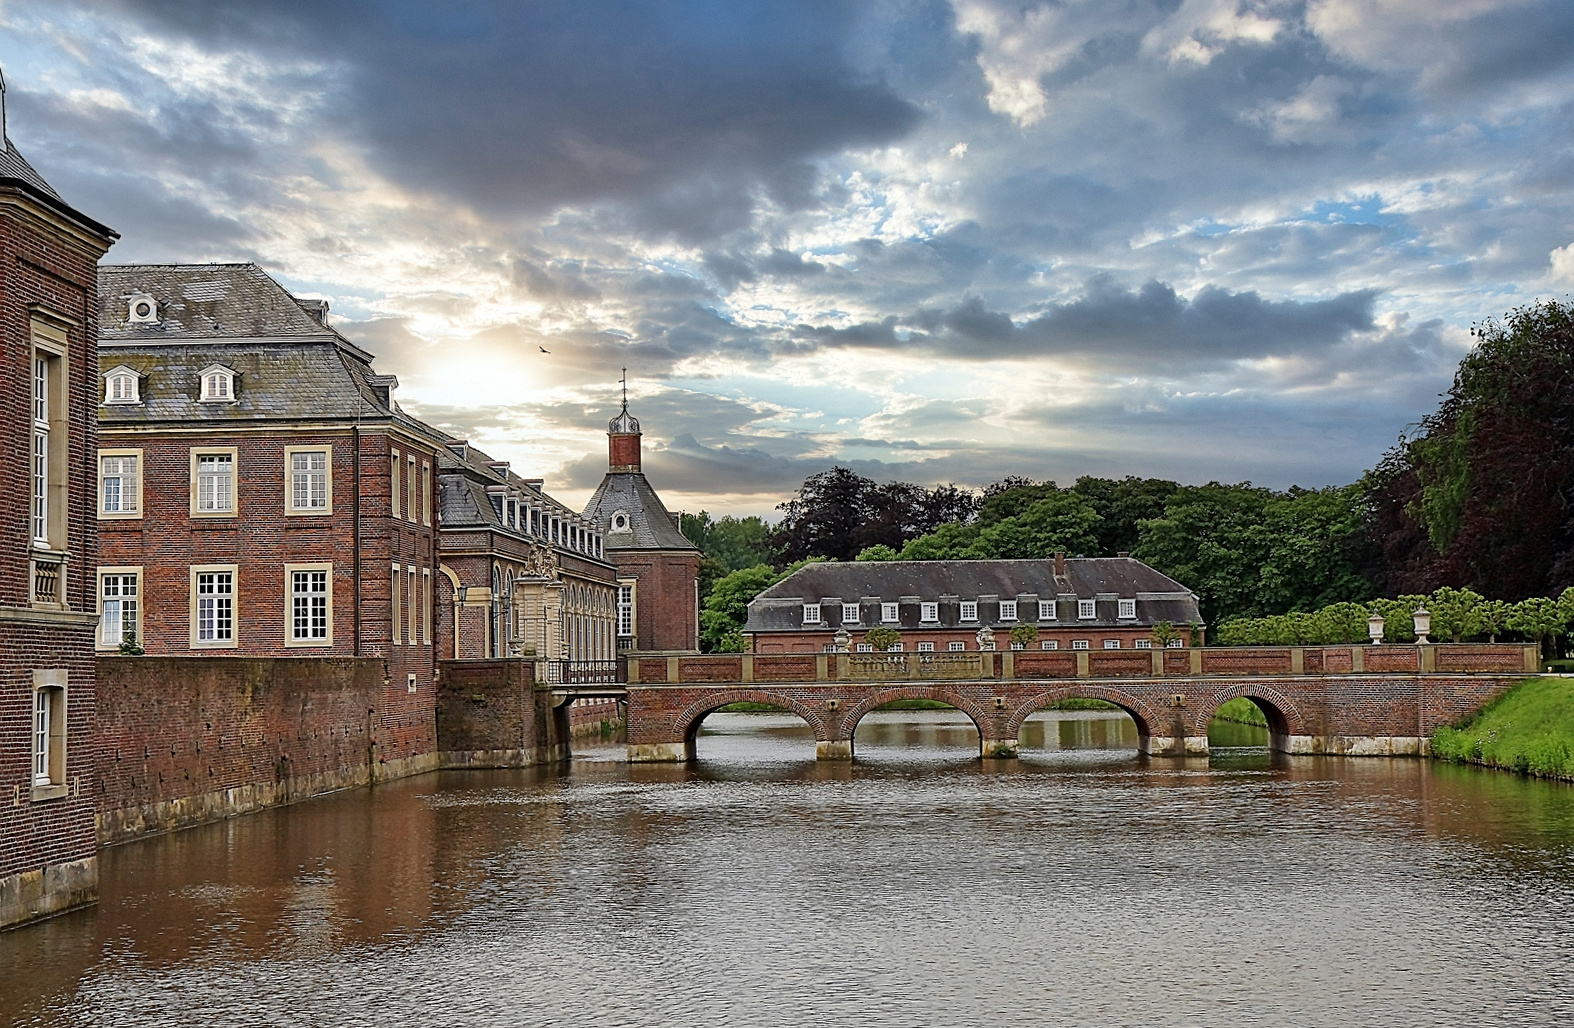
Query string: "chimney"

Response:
xmin=1117 ymin=551 xmax=1130 ymax=558
xmin=1054 ymin=550 xmax=1066 ymax=577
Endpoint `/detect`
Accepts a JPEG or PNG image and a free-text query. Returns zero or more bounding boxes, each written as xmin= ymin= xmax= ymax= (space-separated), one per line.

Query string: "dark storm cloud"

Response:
xmin=83 ymin=0 xmax=923 ymax=238
xmin=793 ymin=278 xmax=1378 ymax=363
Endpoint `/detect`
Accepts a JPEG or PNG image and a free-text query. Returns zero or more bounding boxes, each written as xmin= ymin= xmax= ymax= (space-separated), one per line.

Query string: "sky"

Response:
xmin=5 ymin=0 xmax=1573 ymax=518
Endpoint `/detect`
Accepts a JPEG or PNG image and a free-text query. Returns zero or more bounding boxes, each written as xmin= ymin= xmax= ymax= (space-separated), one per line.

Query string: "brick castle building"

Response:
xmin=0 ymin=73 xmax=117 ymax=929
xmin=581 ymin=395 xmax=702 ymax=653
xmin=744 ymin=554 xmax=1203 ymax=654
xmin=432 ymin=435 xmax=617 ymax=662
xmin=95 ymin=263 xmax=442 ymax=773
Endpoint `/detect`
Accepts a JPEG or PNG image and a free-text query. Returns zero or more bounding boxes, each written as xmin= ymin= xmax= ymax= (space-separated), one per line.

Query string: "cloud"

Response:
xmin=79 ymin=0 xmax=922 ymax=240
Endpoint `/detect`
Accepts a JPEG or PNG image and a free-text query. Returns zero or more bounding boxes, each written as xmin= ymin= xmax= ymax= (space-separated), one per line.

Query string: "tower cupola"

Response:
xmin=608 ymin=369 xmax=641 ymax=472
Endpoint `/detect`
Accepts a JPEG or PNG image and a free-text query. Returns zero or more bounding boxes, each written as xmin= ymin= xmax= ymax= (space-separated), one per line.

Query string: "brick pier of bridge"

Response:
xmin=612 ymin=644 xmax=1539 ymax=762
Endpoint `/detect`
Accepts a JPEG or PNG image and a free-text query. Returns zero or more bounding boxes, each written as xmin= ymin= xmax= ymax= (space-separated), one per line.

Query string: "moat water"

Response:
xmin=5 ymin=710 xmax=1574 ymax=1027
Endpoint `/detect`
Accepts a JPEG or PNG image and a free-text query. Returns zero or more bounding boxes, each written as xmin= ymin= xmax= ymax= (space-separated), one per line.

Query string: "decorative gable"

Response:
xmin=198 ymin=363 xmax=237 ymax=403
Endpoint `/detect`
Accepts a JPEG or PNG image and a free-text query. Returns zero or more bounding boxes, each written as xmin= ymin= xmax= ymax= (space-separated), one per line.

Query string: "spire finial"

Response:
xmin=620 ymin=367 xmax=628 ymax=409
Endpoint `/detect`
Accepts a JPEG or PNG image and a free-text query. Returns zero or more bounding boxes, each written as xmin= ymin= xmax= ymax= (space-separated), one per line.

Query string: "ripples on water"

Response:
xmin=4 ymin=710 xmax=1573 ymax=1027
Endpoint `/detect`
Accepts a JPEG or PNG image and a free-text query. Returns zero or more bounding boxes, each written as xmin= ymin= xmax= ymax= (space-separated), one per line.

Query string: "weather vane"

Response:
xmin=620 ymin=367 xmax=628 ymax=408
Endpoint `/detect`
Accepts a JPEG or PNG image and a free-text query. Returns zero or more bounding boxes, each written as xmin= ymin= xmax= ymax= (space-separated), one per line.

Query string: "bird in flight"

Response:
xmin=538 ymin=345 xmax=550 ymax=353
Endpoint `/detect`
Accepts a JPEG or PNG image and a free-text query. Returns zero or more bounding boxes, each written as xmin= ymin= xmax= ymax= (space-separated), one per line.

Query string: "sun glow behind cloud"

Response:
xmin=3 ymin=0 xmax=1573 ymax=516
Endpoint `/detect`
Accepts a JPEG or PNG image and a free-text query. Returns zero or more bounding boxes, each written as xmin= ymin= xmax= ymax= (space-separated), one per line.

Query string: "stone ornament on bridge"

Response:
xmin=1368 ymin=612 xmax=1385 ymax=644
xmin=1413 ymin=606 xmax=1432 ymax=644
xmin=976 ymin=625 xmax=996 ymax=650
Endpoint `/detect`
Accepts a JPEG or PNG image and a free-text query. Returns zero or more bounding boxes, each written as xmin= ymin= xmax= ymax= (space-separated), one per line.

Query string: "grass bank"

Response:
xmin=1432 ymin=677 xmax=1574 ymax=782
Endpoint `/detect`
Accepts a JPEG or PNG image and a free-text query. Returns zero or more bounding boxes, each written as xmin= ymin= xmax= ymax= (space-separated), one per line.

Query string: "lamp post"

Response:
xmin=1367 ymin=612 xmax=1385 ymax=645
xmin=1412 ymin=605 xmax=1432 ymax=645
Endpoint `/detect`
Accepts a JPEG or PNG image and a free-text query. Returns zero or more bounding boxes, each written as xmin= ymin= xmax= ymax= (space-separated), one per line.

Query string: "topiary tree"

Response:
xmin=1009 ymin=623 xmax=1039 ymax=648
xmin=1506 ymin=596 xmax=1566 ymax=656
xmin=863 ymin=627 xmax=901 ymax=651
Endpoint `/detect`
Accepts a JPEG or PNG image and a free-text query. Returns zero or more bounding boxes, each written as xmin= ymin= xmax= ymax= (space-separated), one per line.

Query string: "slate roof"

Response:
xmin=0 ymin=136 xmax=60 ymax=201
xmin=582 ymin=471 xmax=697 ymax=551
xmin=100 ymin=264 xmax=338 ymax=342
xmin=745 ymin=558 xmax=1202 ymax=634
xmin=0 ymin=131 xmax=115 ymax=238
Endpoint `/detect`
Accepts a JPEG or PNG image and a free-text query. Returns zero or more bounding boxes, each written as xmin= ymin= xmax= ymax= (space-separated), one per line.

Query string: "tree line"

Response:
xmin=681 ymin=300 xmax=1574 ymax=652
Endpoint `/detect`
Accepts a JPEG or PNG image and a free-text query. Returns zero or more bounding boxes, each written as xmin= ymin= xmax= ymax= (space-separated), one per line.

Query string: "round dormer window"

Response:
xmin=612 ymin=512 xmax=629 ymax=531
xmin=134 ymin=300 xmax=152 ymax=318
xmin=128 ymin=293 xmax=158 ymax=324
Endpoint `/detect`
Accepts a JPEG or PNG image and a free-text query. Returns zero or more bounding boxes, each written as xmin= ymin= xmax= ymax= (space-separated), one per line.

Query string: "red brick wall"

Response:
xmin=0 ymin=185 xmax=113 ymax=910
xmin=614 ymin=548 xmax=700 ymax=652
xmin=97 ymin=428 xmax=439 ymax=768
xmin=95 ymin=655 xmax=387 ymax=842
xmin=436 ymin=658 xmax=564 ymax=763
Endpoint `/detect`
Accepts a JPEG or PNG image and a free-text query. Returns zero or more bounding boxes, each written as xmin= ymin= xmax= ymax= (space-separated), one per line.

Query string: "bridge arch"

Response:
xmin=1191 ymin=684 xmax=1306 ymax=739
xmin=1004 ymin=685 xmax=1164 ymax=743
xmin=673 ymin=689 xmax=832 ymax=750
xmin=839 ymin=686 xmax=992 ymax=748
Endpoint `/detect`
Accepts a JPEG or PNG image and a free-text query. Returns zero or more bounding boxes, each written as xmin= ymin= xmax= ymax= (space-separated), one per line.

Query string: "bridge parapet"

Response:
xmin=627 ymin=643 xmax=1538 ymax=686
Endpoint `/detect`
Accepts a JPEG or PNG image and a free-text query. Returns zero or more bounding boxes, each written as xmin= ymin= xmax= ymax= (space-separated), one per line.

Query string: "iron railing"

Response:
xmin=545 ymin=659 xmax=626 ymax=685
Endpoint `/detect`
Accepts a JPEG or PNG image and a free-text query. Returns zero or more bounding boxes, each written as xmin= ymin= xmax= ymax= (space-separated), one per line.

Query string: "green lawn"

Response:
xmin=1212 ymin=697 xmax=1268 ymax=726
xmin=1432 ymin=677 xmax=1574 ymax=781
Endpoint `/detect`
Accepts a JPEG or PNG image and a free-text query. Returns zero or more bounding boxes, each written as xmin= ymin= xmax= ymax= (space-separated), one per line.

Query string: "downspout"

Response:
xmin=352 ymin=408 xmax=362 ymax=653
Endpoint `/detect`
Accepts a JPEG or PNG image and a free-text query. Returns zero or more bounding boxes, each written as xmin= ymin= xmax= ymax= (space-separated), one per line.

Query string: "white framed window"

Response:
xmin=30 ymin=322 xmax=68 ymax=550
xmin=285 ymin=447 xmax=332 ymax=515
xmin=1104 ymin=639 xmax=1121 ymax=649
xmin=407 ymin=567 xmax=417 ymax=643
xmin=1135 ymin=639 xmax=1153 ymax=649
xmin=32 ymin=672 xmax=67 ymax=792
xmin=422 ymin=461 xmax=433 ymax=525
xmin=390 ymin=447 xmax=401 ymax=519
xmin=920 ymin=602 xmax=939 ymax=623
xmin=190 ymin=448 xmax=237 ymax=516
xmin=887 ymin=643 xmax=904 ymax=652
xmin=391 ymin=563 xmax=402 ymax=646
xmin=881 ymin=602 xmax=899 ymax=623
xmin=617 ymin=582 xmax=635 ymax=637
xmin=1041 ymin=640 xmax=1059 ymax=650
xmin=423 ymin=569 xmax=432 ymax=644
xmin=856 ymin=642 xmax=874 ymax=652
xmin=104 ymin=366 xmax=140 ymax=404
xmin=1039 ymin=599 xmax=1056 ymax=621
xmin=99 ymin=450 xmax=142 ymax=518
xmin=1010 ymin=641 xmax=1024 ymax=651
xmin=98 ymin=568 xmax=142 ymax=650
xmin=842 ymin=603 xmax=860 ymax=624
xmin=803 ymin=603 xmax=822 ymax=625
xmin=407 ymin=454 xmax=417 ymax=524
xmin=1167 ymin=638 xmax=1185 ymax=648
xmin=286 ymin=563 xmax=333 ymax=646
xmin=823 ymin=643 xmax=838 ymax=652
xmin=198 ymin=364 xmax=235 ymax=402
xmin=1072 ymin=639 xmax=1089 ymax=650
xmin=999 ymin=600 xmax=1017 ymax=621
xmin=959 ymin=601 xmax=978 ymax=622
xmin=917 ymin=641 xmax=935 ymax=652
xmin=1118 ymin=598 xmax=1137 ymax=619
xmin=190 ymin=565 xmax=237 ymax=647
xmin=32 ymin=352 xmax=51 ymax=544
xmin=1078 ymin=599 xmax=1096 ymax=620
xmin=948 ymin=641 xmax=966 ymax=652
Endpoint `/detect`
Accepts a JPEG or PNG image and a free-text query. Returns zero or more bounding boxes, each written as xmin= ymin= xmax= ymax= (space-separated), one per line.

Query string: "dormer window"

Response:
xmin=999 ymin=600 xmax=1017 ymax=621
xmin=803 ymin=603 xmax=822 ymax=625
xmin=841 ymin=603 xmax=860 ymax=624
xmin=1038 ymin=600 xmax=1056 ymax=621
xmin=1078 ymin=599 xmax=1096 ymax=620
xmin=103 ymin=366 xmax=140 ymax=404
xmin=611 ymin=510 xmax=631 ymax=532
xmin=1118 ymin=598 xmax=1137 ymax=620
xmin=959 ymin=601 xmax=978 ymax=622
xmin=881 ymin=602 xmax=899 ymax=623
xmin=920 ymin=602 xmax=939 ymax=623
xmin=127 ymin=293 xmax=158 ymax=324
xmin=199 ymin=365 xmax=236 ymax=403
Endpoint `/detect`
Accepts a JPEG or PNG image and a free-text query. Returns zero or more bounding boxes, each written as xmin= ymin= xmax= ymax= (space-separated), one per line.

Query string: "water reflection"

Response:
xmin=4 ymin=712 xmax=1573 ymax=1027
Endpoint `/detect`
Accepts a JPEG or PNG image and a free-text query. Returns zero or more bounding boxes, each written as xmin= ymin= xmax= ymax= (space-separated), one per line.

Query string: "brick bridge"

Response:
xmin=578 ymin=644 xmax=1540 ymax=762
